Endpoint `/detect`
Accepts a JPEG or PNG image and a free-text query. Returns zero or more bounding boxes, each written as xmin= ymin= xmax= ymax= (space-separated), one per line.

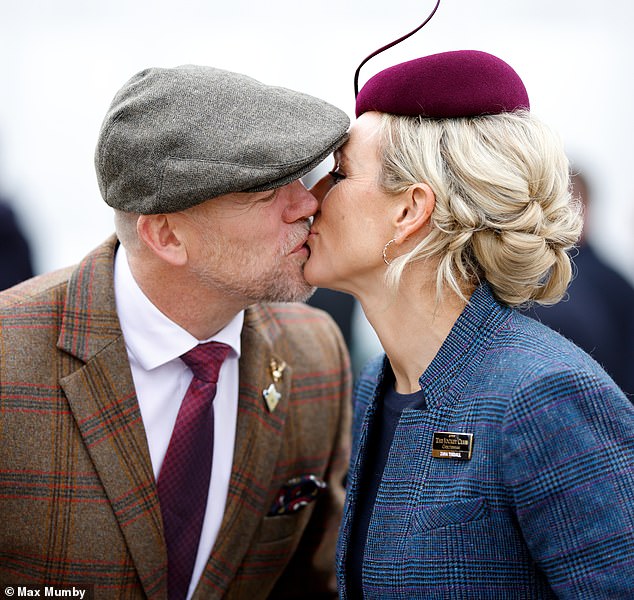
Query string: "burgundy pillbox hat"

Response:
xmin=355 ymin=50 xmax=530 ymax=119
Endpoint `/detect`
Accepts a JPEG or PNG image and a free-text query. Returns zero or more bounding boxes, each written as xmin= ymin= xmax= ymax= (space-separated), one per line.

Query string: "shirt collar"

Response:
xmin=114 ymin=244 xmax=243 ymax=371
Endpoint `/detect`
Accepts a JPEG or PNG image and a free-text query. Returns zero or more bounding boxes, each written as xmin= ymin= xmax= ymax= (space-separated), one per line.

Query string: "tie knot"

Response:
xmin=181 ymin=342 xmax=231 ymax=383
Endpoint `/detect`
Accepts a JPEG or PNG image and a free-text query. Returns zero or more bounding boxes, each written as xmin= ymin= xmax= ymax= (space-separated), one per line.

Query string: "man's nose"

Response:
xmin=282 ymin=180 xmax=319 ymax=222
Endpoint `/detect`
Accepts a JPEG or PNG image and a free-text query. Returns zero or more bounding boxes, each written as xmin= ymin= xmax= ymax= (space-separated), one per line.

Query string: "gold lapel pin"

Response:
xmin=263 ymin=358 xmax=286 ymax=412
xmin=270 ymin=358 xmax=286 ymax=383
xmin=263 ymin=383 xmax=281 ymax=412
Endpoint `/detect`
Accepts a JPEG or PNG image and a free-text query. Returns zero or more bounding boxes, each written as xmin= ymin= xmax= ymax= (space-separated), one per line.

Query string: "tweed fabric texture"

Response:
xmin=337 ymin=284 xmax=634 ymax=599
xmin=355 ymin=50 xmax=530 ymax=118
xmin=95 ymin=65 xmax=350 ymax=213
xmin=157 ymin=342 xmax=230 ymax=599
xmin=0 ymin=236 xmax=352 ymax=599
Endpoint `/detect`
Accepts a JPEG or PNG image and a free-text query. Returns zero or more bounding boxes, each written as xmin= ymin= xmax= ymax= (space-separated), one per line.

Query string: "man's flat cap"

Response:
xmin=95 ymin=65 xmax=350 ymax=213
xmin=355 ymin=50 xmax=529 ymax=119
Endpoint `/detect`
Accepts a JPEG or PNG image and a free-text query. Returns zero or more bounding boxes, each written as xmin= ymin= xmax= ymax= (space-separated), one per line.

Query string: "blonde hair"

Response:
xmin=377 ymin=111 xmax=583 ymax=306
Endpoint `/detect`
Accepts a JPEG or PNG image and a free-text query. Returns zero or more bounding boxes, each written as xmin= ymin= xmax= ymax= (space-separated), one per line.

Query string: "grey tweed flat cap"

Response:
xmin=95 ymin=65 xmax=350 ymax=213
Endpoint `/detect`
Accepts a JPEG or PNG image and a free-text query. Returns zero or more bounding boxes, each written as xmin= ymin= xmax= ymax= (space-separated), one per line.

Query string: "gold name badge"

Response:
xmin=432 ymin=432 xmax=474 ymax=460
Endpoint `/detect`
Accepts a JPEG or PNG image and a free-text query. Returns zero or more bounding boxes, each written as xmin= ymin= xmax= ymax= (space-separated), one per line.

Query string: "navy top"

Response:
xmin=347 ymin=370 xmax=426 ymax=598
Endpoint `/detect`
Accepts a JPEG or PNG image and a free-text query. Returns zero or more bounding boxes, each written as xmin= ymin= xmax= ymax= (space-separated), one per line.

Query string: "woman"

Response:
xmin=305 ymin=50 xmax=634 ymax=599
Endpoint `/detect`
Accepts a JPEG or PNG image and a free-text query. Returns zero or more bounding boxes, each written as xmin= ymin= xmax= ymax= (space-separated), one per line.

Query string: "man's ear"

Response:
xmin=136 ymin=214 xmax=188 ymax=266
xmin=393 ymin=183 xmax=436 ymax=246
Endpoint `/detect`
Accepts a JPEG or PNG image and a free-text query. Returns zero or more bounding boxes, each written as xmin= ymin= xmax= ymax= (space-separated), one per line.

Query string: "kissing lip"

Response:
xmin=291 ymin=235 xmax=310 ymax=254
xmin=306 ymin=230 xmax=318 ymax=248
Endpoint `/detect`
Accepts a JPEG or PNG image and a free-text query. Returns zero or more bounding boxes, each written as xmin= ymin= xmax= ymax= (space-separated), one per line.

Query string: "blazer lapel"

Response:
xmin=58 ymin=237 xmax=167 ymax=599
xmin=195 ymin=306 xmax=291 ymax=598
xmin=337 ymin=359 xmax=386 ymax=597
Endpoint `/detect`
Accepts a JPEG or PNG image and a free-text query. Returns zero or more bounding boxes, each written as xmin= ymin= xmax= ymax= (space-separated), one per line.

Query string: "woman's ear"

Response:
xmin=393 ymin=183 xmax=436 ymax=245
xmin=136 ymin=214 xmax=188 ymax=266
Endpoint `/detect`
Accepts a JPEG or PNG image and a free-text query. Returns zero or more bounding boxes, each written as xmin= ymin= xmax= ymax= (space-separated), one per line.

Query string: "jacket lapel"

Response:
xmin=195 ymin=305 xmax=291 ymax=598
xmin=58 ymin=237 xmax=167 ymax=599
xmin=337 ymin=357 xmax=386 ymax=598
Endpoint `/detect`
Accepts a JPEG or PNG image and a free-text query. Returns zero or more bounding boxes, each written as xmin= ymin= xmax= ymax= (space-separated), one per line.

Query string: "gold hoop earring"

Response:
xmin=383 ymin=239 xmax=396 ymax=265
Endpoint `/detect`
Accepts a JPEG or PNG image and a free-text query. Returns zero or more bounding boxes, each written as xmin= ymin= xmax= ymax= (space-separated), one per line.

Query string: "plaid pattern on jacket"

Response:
xmin=0 ymin=236 xmax=352 ymax=599
xmin=337 ymin=284 xmax=634 ymax=599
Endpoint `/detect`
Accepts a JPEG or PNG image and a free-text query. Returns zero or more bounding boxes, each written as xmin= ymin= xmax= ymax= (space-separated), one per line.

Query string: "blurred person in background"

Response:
xmin=0 ymin=199 xmax=34 ymax=290
xmin=528 ymin=169 xmax=634 ymax=397
xmin=307 ymin=287 xmax=383 ymax=377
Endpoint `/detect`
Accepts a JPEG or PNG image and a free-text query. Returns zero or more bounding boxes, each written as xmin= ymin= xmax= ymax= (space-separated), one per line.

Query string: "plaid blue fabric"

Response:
xmin=337 ymin=284 xmax=634 ymax=599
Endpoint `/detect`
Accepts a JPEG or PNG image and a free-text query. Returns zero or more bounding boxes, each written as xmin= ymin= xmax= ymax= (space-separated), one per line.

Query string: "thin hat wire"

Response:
xmin=353 ymin=0 xmax=442 ymax=98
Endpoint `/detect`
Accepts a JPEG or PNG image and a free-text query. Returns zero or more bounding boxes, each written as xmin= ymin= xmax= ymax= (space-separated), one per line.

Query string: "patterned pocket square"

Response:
xmin=268 ymin=474 xmax=327 ymax=515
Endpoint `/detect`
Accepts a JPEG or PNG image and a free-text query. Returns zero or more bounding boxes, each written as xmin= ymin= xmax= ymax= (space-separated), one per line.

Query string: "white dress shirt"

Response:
xmin=113 ymin=246 xmax=243 ymax=600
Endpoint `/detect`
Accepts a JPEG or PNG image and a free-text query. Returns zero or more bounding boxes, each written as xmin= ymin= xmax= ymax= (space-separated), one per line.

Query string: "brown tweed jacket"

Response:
xmin=0 ymin=236 xmax=352 ymax=599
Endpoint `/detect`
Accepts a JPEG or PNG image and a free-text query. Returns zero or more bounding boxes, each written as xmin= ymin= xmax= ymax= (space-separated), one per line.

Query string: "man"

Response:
xmin=0 ymin=65 xmax=351 ymax=599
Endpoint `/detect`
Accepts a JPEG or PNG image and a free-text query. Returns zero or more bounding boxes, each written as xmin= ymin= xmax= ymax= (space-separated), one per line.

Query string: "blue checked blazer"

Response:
xmin=337 ymin=284 xmax=634 ymax=599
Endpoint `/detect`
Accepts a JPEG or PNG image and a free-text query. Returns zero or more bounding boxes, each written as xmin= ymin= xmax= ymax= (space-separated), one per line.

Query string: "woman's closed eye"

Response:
xmin=328 ymin=169 xmax=346 ymax=184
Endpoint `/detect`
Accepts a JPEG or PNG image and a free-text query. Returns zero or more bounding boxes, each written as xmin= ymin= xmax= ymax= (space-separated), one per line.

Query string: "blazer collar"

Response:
xmin=418 ymin=283 xmax=514 ymax=410
xmin=58 ymin=235 xmax=124 ymax=362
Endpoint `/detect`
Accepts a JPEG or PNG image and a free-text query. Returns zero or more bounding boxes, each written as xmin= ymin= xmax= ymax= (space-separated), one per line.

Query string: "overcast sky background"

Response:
xmin=1 ymin=0 xmax=633 ymax=282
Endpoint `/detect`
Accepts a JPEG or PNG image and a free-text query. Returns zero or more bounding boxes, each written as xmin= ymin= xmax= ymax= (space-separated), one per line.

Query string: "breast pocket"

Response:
xmin=257 ymin=514 xmax=302 ymax=544
xmin=412 ymin=497 xmax=488 ymax=532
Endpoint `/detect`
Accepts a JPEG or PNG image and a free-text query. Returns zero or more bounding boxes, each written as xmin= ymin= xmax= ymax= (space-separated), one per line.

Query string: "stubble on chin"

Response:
xmin=201 ymin=253 xmax=315 ymax=305
xmin=266 ymin=259 xmax=315 ymax=303
xmin=196 ymin=224 xmax=315 ymax=304
xmin=265 ymin=226 xmax=315 ymax=303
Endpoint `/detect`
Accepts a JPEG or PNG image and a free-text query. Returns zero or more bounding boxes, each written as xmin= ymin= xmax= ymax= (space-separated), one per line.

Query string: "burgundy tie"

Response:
xmin=157 ymin=342 xmax=231 ymax=600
